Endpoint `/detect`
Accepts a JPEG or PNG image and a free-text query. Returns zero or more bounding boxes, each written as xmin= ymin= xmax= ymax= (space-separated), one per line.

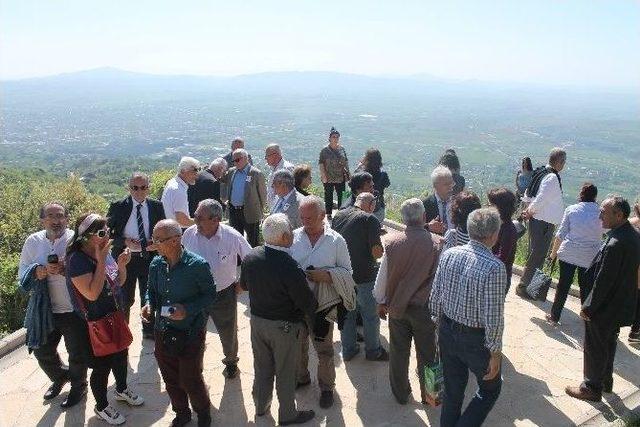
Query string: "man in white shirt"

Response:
xmin=271 ymin=169 xmax=304 ymax=229
xmin=18 ymin=202 xmax=88 ymax=408
xmin=161 ymin=156 xmax=200 ymax=227
xmin=290 ymin=195 xmax=352 ymax=409
xmin=182 ymin=199 xmax=252 ymax=379
xmin=265 ymin=143 xmax=295 ymax=209
xmin=517 ymin=147 xmax=566 ymax=297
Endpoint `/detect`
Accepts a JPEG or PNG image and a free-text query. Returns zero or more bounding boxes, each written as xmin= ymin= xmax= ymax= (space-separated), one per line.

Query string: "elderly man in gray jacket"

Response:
xmin=270 ymin=169 xmax=304 ymax=229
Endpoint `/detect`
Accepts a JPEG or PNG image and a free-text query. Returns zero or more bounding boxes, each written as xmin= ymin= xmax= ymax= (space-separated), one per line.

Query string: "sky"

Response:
xmin=1 ymin=0 xmax=639 ymax=88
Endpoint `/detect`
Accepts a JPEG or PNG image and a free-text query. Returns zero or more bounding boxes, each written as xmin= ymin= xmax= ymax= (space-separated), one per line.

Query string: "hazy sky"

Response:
xmin=1 ymin=0 xmax=638 ymax=87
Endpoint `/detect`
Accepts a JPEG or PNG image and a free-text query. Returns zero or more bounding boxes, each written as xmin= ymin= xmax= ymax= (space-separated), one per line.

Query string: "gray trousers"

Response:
xmin=518 ymin=217 xmax=555 ymax=288
xmin=250 ymin=316 xmax=302 ymax=423
xmin=389 ymin=304 xmax=437 ymax=404
xmin=207 ymin=286 xmax=239 ymax=366
xmin=297 ymin=317 xmax=335 ymax=391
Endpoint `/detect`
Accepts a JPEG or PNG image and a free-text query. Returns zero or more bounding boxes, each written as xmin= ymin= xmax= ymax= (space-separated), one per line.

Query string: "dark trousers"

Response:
xmin=122 ymin=252 xmax=154 ymax=332
xmin=229 ymin=206 xmax=260 ymax=247
xmin=439 ymin=318 xmax=502 ymax=427
xmin=631 ymin=291 xmax=640 ymax=334
xmin=583 ymin=319 xmax=618 ymax=393
xmin=90 ymin=349 xmax=128 ymax=410
xmin=550 ymin=260 xmax=587 ymax=321
xmin=388 ymin=304 xmax=437 ymax=404
xmin=207 ymin=286 xmax=239 ymax=366
xmin=323 ymin=182 xmax=345 ymax=217
xmin=519 ymin=218 xmax=555 ymax=288
xmin=155 ymin=328 xmax=210 ymax=416
xmin=33 ymin=312 xmax=89 ymax=389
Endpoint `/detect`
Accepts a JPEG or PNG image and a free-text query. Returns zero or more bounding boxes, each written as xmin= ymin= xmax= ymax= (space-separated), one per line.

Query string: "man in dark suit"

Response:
xmin=188 ymin=157 xmax=226 ymax=216
xmin=107 ymin=172 xmax=165 ymax=339
xmin=225 ymin=148 xmax=267 ymax=247
xmin=239 ymin=213 xmax=317 ymax=425
xmin=566 ymin=196 xmax=640 ymax=402
xmin=422 ymin=165 xmax=454 ymax=235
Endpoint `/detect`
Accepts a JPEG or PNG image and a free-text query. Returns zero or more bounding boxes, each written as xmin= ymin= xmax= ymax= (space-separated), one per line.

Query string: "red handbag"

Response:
xmin=75 ymin=271 xmax=133 ymax=357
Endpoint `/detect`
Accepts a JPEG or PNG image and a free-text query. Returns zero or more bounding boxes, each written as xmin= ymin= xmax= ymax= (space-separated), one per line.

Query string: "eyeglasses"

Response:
xmin=130 ymin=185 xmax=149 ymax=191
xmin=90 ymin=228 xmax=110 ymax=238
xmin=152 ymin=235 xmax=178 ymax=244
xmin=265 ymin=152 xmax=277 ymax=159
xmin=191 ymin=167 xmax=202 ymax=173
xmin=233 ymin=158 xmax=242 ymax=163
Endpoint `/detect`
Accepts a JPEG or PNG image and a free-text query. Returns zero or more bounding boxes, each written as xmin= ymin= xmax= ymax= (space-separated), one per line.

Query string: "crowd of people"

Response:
xmin=17 ymin=127 xmax=640 ymax=427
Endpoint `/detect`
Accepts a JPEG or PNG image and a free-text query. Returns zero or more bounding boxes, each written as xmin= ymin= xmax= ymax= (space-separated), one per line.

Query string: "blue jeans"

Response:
xmin=340 ymin=281 xmax=382 ymax=358
xmin=439 ymin=318 xmax=502 ymax=427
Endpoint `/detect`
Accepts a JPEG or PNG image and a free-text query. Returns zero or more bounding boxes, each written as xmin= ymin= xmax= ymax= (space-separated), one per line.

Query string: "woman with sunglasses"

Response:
xmin=66 ymin=213 xmax=144 ymax=425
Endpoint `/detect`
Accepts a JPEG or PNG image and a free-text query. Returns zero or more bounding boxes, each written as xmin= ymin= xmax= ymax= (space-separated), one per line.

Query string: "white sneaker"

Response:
xmin=94 ymin=405 xmax=126 ymax=425
xmin=114 ymin=388 xmax=144 ymax=406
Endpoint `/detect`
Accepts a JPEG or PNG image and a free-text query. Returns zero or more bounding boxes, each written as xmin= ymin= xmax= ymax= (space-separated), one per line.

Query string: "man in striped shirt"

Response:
xmin=429 ymin=208 xmax=507 ymax=427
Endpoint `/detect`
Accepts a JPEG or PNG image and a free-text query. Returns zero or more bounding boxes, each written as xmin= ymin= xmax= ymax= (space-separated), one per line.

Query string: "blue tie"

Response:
xmin=136 ymin=204 xmax=147 ymax=253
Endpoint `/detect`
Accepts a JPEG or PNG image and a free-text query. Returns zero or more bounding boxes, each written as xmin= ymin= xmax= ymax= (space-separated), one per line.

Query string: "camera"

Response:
xmin=161 ymin=306 xmax=176 ymax=317
xmin=47 ymin=254 xmax=59 ymax=264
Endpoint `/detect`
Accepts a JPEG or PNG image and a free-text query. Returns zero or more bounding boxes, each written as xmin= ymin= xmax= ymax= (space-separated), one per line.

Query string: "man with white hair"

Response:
xmin=430 ymin=208 xmax=507 ymax=426
xmin=225 ymin=148 xmax=267 ymax=247
xmin=271 ymin=169 xmax=304 ymax=229
xmin=332 ymin=192 xmax=387 ymax=362
xmin=517 ymin=147 xmax=567 ymax=298
xmin=188 ymin=157 xmax=227 ymax=216
xmin=265 ymin=143 xmax=295 ymax=209
xmin=182 ymin=199 xmax=251 ymax=380
xmin=422 ymin=165 xmax=455 ymax=235
xmin=373 ymin=198 xmax=440 ymax=405
xmin=239 ymin=214 xmax=317 ymax=425
xmin=161 ymin=156 xmax=200 ymax=227
xmin=290 ymin=195 xmax=354 ymax=409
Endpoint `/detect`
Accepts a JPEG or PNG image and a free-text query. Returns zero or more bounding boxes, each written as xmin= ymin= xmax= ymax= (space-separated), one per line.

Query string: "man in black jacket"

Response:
xmin=188 ymin=157 xmax=226 ymax=216
xmin=107 ymin=172 xmax=165 ymax=338
xmin=422 ymin=165 xmax=455 ymax=235
xmin=239 ymin=213 xmax=317 ymax=426
xmin=566 ymin=196 xmax=640 ymax=402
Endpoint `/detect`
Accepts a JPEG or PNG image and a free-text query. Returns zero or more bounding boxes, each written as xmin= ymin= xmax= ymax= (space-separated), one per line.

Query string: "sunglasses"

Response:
xmin=130 ymin=185 xmax=149 ymax=191
xmin=233 ymin=158 xmax=242 ymax=163
xmin=90 ymin=228 xmax=110 ymax=238
xmin=191 ymin=167 xmax=202 ymax=173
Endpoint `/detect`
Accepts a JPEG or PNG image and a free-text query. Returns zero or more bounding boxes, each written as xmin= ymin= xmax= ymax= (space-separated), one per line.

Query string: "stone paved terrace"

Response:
xmin=1 ymin=261 xmax=639 ymax=425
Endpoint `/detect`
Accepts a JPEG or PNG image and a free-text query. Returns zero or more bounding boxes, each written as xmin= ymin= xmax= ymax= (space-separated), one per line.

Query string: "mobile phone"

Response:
xmin=47 ymin=254 xmax=59 ymax=264
xmin=161 ymin=306 xmax=176 ymax=317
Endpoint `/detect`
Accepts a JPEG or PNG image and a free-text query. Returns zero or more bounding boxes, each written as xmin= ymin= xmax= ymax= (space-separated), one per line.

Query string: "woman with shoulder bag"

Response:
xmin=67 ymin=213 xmax=144 ymax=425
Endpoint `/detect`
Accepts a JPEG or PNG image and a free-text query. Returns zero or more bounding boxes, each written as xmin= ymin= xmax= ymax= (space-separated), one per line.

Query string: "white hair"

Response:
xmin=232 ymin=148 xmax=248 ymax=159
xmin=265 ymin=143 xmax=281 ymax=155
xmin=154 ymin=219 xmax=183 ymax=237
xmin=401 ymin=198 xmax=425 ymax=226
xmin=262 ymin=213 xmax=292 ymax=244
xmin=431 ymin=165 xmax=453 ymax=186
xmin=177 ymin=156 xmax=200 ymax=174
xmin=300 ymin=195 xmax=326 ymax=214
xmin=355 ymin=192 xmax=375 ymax=208
xmin=209 ymin=157 xmax=227 ymax=171
xmin=196 ymin=199 xmax=224 ymax=220
xmin=467 ymin=208 xmax=501 ymax=242
xmin=272 ymin=169 xmax=294 ymax=189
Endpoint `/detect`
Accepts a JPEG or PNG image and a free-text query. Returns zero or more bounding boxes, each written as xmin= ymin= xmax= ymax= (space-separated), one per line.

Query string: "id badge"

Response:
xmin=246 ymin=175 xmax=252 ymax=183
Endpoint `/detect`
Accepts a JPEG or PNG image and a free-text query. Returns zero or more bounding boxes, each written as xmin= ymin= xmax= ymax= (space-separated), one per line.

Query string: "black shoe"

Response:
xmin=280 ymin=410 xmax=315 ymax=425
xmin=296 ymin=379 xmax=311 ymax=390
xmin=171 ymin=412 xmax=192 ymax=427
xmin=223 ymin=364 xmax=239 ymax=379
xmin=366 ymin=348 xmax=389 ymax=362
xmin=197 ymin=411 xmax=211 ymax=427
xmin=319 ymin=391 xmax=334 ymax=409
xmin=44 ymin=379 xmax=68 ymax=400
xmin=60 ymin=386 xmax=87 ymax=409
xmin=256 ymin=405 xmax=271 ymax=417
xmin=515 ymin=287 xmax=532 ymax=300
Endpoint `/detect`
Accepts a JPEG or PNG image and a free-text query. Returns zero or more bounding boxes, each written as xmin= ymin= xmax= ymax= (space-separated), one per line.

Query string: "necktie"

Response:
xmin=441 ymin=200 xmax=448 ymax=229
xmin=274 ymin=197 xmax=284 ymax=213
xmin=136 ymin=204 xmax=148 ymax=253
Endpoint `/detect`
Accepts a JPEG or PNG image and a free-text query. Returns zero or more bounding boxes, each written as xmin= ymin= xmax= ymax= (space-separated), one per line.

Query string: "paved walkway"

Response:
xmin=1 ymin=276 xmax=639 ymax=426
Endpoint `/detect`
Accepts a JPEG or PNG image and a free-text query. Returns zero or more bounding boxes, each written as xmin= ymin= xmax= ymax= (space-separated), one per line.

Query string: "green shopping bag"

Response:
xmin=423 ymin=333 xmax=443 ymax=407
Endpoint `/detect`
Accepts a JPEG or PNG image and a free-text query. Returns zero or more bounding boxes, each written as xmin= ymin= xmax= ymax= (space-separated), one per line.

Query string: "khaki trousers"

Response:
xmin=297 ymin=316 xmax=335 ymax=392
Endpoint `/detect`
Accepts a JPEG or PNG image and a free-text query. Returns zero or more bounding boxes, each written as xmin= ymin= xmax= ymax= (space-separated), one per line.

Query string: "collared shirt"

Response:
xmin=524 ymin=165 xmax=564 ymax=225
xmin=435 ymin=193 xmax=454 ymax=231
xmin=290 ymin=225 xmax=352 ymax=292
xmin=429 ymin=240 xmax=507 ymax=352
xmin=181 ymin=223 xmax=251 ymax=291
xmin=124 ymin=199 xmax=150 ymax=246
xmin=230 ymin=164 xmax=250 ymax=207
xmin=267 ymin=158 xmax=295 ymax=209
xmin=161 ymin=176 xmax=190 ymax=220
xmin=146 ymin=249 xmax=216 ymax=335
xmin=556 ymin=202 xmax=603 ymax=268
xmin=272 ymin=188 xmax=297 ymax=214
xmin=19 ymin=229 xmax=75 ymax=313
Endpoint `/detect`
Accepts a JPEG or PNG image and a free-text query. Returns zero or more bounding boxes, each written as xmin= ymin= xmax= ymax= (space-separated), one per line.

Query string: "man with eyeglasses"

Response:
xmin=107 ymin=172 xmax=165 ymax=339
xmin=161 ymin=156 xmax=200 ymax=228
xmin=18 ymin=202 xmax=89 ymax=408
xmin=265 ymin=143 xmax=295 ymax=210
xmin=182 ymin=199 xmax=251 ymax=379
xmin=224 ymin=148 xmax=267 ymax=247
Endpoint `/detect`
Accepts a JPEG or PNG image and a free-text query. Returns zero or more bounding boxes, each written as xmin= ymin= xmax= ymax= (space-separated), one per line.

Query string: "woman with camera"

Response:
xmin=67 ymin=213 xmax=143 ymax=425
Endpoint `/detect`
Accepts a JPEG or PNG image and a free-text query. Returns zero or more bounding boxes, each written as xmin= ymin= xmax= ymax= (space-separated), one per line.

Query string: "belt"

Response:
xmin=442 ymin=315 xmax=485 ymax=334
